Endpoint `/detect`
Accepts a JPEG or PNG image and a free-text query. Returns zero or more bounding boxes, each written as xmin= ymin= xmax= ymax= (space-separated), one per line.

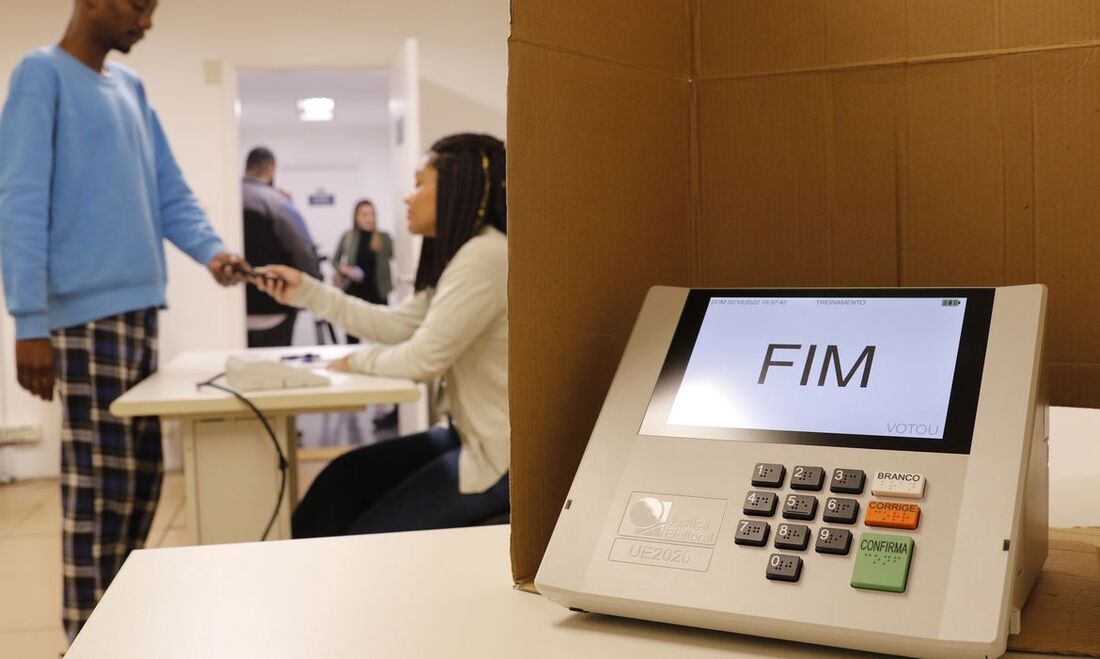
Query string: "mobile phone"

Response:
xmin=233 ymin=262 xmax=283 ymax=282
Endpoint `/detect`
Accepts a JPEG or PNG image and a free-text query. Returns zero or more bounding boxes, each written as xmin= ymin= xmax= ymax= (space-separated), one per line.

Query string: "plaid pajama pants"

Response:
xmin=52 ymin=308 xmax=162 ymax=643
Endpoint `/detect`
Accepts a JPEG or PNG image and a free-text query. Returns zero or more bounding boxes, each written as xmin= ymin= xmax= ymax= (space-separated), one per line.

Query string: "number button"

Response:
xmin=751 ymin=463 xmax=786 ymax=488
xmin=773 ymin=523 xmax=810 ymax=551
xmin=790 ymin=466 xmax=825 ymax=491
xmin=815 ymin=527 xmax=853 ymax=555
xmin=734 ymin=520 xmax=771 ymax=547
xmin=743 ymin=491 xmax=778 ymax=517
xmin=782 ymin=494 xmax=817 ymax=521
xmin=766 ymin=554 xmax=803 ymax=582
xmin=830 ymin=469 xmax=866 ymax=494
xmin=822 ymin=497 xmax=860 ymax=525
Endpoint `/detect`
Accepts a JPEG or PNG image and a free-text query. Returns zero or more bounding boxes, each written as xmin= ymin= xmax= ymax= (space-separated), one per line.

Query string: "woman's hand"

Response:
xmin=252 ymin=265 xmax=304 ymax=305
xmin=337 ymin=264 xmax=365 ymax=282
xmin=328 ymin=355 xmax=353 ymax=372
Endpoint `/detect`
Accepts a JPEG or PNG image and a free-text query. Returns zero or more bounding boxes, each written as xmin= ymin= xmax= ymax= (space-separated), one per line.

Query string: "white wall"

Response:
xmin=0 ymin=0 xmax=510 ymax=478
xmin=238 ymin=124 xmax=397 ymax=267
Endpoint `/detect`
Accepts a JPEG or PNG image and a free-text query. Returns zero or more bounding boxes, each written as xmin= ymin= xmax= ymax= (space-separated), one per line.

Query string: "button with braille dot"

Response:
xmin=773 ymin=523 xmax=810 ymax=551
xmin=830 ymin=469 xmax=866 ymax=494
xmin=851 ymin=533 xmax=914 ymax=593
xmin=782 ymin=493 xmax=817 ymax=521
xmin=822 ymin=497 xmax=860 ymax=525
xmin=751 ymin=463 xmax=786 ymax=488
xmin=743 ymin=491 xmax=778 ymax=517
xmin=734 ymin=519 xmax=770 ymax=547
xmin=790 ymin=466 xmax=825 ymax=491
xmin=815 ymin=527 xmax=853 ymax=555
xmin=865 ymin=500 xmax=921 ymax=530
xmin=766 ymin=554 xmax=803 ymax=582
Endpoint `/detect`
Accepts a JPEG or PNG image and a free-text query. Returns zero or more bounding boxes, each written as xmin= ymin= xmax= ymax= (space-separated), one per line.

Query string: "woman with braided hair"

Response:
xmin=253 ymin=133 xmax=509 ymax=536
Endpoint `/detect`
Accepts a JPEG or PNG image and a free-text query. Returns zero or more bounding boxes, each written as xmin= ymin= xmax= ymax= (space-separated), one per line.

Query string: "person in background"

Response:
xmin=0 ymin=0 xmax=245 ymax=642
xmin=253 ymin=133 xmax=509 ymax=536
xmin=278 ymin=187 xmax=320 ymax=258
xmin=333 ymin=199 xmax=394 ymax=341
xmin=333 ymin=199 xmax=397 ymax=427
xmin=242 ymin=146 xmax=322 ymax=347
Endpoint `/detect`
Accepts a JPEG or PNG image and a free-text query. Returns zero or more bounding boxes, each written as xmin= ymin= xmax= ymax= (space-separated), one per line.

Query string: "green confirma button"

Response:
xmin=851 ymin=532 xmax=914 ymax=593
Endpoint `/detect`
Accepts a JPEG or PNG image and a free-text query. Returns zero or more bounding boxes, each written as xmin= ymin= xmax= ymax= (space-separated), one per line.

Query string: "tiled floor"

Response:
xmin=0 ymin=408 xmax=388 ymax=658
xmin=0 ymin=471 xmax=200 ymax=657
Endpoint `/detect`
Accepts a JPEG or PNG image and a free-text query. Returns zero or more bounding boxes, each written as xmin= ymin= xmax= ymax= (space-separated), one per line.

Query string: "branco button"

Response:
xmin=865 ymin=500 xmax=921 ymax=530
xmin=871 ymin=471 xmax=925 ymax=499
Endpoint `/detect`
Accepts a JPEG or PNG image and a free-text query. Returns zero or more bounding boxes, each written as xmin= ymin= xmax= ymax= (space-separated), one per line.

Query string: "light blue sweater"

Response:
xmin=0 ymin=47 xmax=224 ymax=339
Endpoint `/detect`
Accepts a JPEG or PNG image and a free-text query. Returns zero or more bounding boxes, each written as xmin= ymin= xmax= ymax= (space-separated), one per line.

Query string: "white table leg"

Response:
xmin=180 ymin=413 xmax=299 ymax=544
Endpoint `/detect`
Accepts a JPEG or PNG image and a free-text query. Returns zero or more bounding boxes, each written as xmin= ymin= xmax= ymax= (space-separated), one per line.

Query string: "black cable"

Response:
xmin=196 ymin=372 xmax=288 ymax=541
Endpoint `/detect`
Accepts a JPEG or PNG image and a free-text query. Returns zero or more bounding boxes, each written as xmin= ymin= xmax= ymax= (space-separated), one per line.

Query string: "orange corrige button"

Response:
xmin=865 ymin=500 xmax=921 ymax=530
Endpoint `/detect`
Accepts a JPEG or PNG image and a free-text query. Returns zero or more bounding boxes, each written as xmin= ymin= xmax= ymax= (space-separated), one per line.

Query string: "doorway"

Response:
xmin=231 ymin=40 xmax=427 ymax=461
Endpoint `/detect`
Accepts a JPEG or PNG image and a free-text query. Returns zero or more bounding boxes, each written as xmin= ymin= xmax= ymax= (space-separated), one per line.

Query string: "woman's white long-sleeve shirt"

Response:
xmin=289 ymin=227 xmax=509 ymax=493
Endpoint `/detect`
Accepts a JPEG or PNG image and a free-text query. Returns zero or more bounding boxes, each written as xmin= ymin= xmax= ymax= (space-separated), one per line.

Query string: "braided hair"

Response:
xmin=414 ymin=133 xmax=506 ymax=291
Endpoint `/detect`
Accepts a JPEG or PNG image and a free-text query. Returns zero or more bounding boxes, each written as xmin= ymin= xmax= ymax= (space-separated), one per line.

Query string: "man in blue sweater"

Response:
xmin=0 ymin=0 xmax=245 ymax=641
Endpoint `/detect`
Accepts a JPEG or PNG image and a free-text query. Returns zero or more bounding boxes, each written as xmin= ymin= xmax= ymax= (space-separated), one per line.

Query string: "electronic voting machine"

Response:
xmin=536 ymin=286 xmax=1048 ymax=658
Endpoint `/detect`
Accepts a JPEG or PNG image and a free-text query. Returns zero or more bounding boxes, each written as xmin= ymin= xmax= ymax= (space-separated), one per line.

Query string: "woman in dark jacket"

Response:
xmin=333 ymin=199 xmax=393 ymax=343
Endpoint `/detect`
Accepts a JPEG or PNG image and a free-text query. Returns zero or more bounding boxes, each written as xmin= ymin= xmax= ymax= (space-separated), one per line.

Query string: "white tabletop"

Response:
xmin=109 ymin=345 xmax=420 ymax=418
xmin=65 ymin=525 xmax=1068 ymax=659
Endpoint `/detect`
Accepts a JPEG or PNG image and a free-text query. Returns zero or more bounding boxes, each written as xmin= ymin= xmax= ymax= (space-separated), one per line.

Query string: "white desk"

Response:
xmin=109 ymin=345 xmax=420 ymax=544
xmin=65 ymin=524 xmax=1075 ymax=659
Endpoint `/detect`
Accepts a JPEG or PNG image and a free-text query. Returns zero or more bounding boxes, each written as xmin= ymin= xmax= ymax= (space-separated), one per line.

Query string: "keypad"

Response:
xmin=733 ymin=520 xmax=770 ymax=547
xmin=782 ymin=493 xmax=817 ymax=521
xmin=830 ymin=469 xmax=866 ymax=494
xmin=766 ymin=554 xmax=803 ymax=582
xmin=736 ymin=462 xmax=923 ymax=589
xmin=773 ymin=523 xmax=810 ymax=551
xmin=790 ymin=466 xmax=825 ymax=491
xmin=751 ymin=463 xmax=786 ymax=488
xmin=822 ymin=497 xmax=860 ymax=525
xmin=815 ymin=527 xmax=853 ymax=555
xmin=743 ymin=491 xmax=778 ymax=517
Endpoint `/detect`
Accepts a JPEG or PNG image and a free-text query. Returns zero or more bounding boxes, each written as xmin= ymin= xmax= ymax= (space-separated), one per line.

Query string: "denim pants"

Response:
xmin=292 ymin=424 xmax=509 ymax=538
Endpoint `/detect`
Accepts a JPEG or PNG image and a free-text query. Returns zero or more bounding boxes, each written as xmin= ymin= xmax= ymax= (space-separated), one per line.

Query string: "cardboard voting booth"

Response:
xmin=506 ymin=2 xmax=1100 ymax=656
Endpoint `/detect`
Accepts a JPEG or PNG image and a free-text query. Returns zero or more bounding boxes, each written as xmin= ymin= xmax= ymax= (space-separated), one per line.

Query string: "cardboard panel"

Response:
xmin=510 ymin=0 xmax=691 ymax=76
xmin=507 ymin=322 xmax=625 ymax=584
xmin=697 ymin=74 xmax=831 ymax=285
xmin=902 ymin=59 xmax=1006 ymax=286
xmin=1051 ymin=364 xmax=1100 ymax=408
xmin=1032 ymin=49 xmax=1100 ymax=365
xmin=998 ymin=0 xmax=1092 ymax=49
xmin=996 ymin=55 xmax=1038 ymax=285
xmin=827 ymin=68 xmax=905 ymax=285
xmin=825 ymin=0 xmax=907 ymax=65
xmin=507 ymin=43 xmax=693 ymax=339
xmin=697 ymin=0 xmax=827 ymax=77
xmin=507 ymin=41 xmax=693 ymax=582
xmin=906 ymin=0 xmax=997 ymax=58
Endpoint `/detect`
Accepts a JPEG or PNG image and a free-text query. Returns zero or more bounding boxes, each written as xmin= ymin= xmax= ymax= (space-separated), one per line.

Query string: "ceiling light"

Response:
xmin=297 ymin=97 xmax=335 ymax=122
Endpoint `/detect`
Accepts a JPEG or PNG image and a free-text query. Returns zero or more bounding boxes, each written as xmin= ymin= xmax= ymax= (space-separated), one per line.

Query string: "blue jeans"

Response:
xmin=292 ymin=424 xmax=509 ymax=538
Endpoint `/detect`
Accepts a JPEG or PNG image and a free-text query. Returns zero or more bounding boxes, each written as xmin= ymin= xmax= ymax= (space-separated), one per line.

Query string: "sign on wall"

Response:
xmin=308 ymin=189 xmax=336 ymax=206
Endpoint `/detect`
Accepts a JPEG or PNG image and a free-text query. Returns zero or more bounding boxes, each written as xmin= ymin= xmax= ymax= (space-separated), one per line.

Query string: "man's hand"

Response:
xmin=208 ymin=252 xmax=247 ymax=286
xmin=15 ymin=339 xmax=55 ymax=401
